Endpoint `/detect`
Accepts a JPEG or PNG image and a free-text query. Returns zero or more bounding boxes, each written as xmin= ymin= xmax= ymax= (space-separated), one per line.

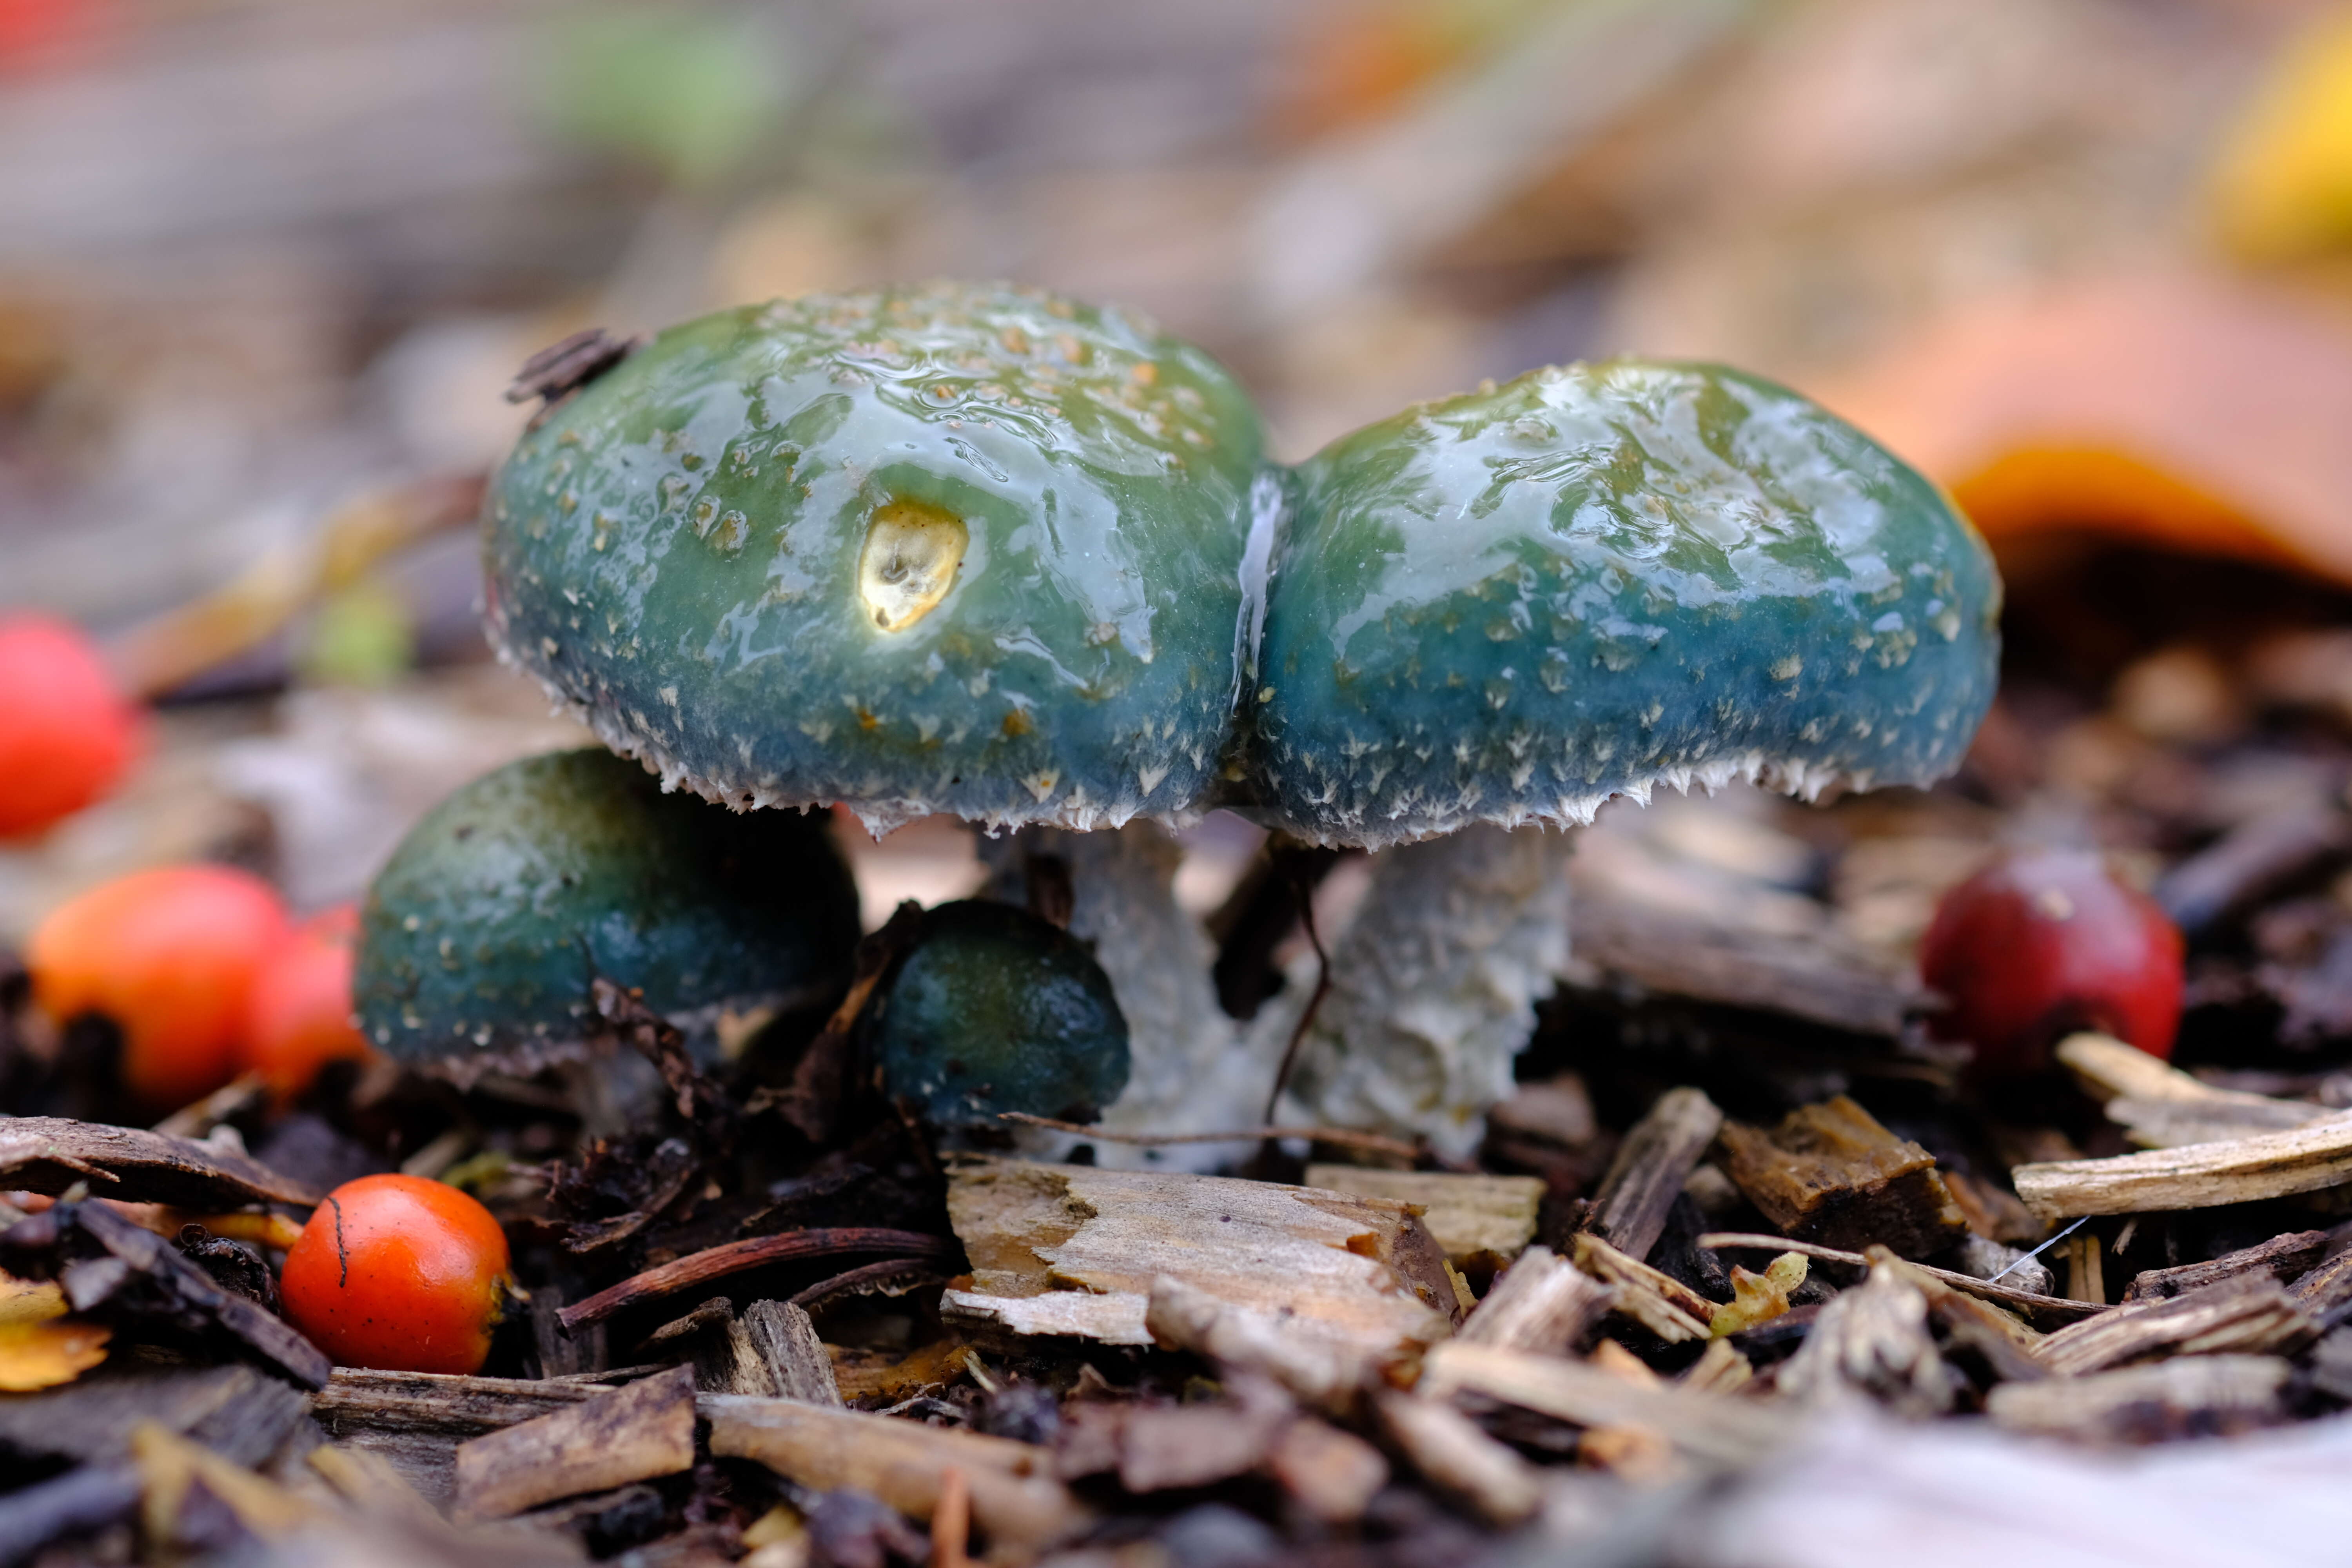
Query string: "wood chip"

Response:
xmin=2152 ymin=800 xmax=2352 ymax=935
xmin=2057 ymin=1032 xmax=2336 ymax=1149
xmin=1301 ymin=1165 xmax=1544 ymax=1269
xmin=1581 ymin=1086 xmax=1722 ymax=1263
xmin=1417 ymin=1342 xmax=1784 ymax=1467
xmin=0 ymin=1118 xmax=320 ymax=1209
xmin=1266 ymin=1417 xmax=1388 ymax=1524
xmin=1372 ymin=1391 xmax=1544 ymax=1526
xmin=1987 ymin=1355 xmax=2294 ymax=1442
xmin=2121 ymin=1231 xmax=2329 ymax=1304
xmin=1778 ymin=1263 xmax=1949 ymax=1417
xmin=0 ymin=1360 xmax=308 ymax=1468
xmin=2063 ymin=1230 xmax=2108 ymax=1305
xmin=453 ymin=1364 xmax=697 ymax=1523
xmin=1942 ymin=1169 xmax=2045 ymax=1246
xmin=315 ymin=1370 xmax=605 ymax=1504
xmin=314 ymin=1368 xmax=605 ymax=1435
xmin=698 ymin=1318 xmax=778 ymax=1398
xmin=1567 ymin=898 xmax=1918 ymax=1036
xmin=1455 ymin=1245 xmax=1613 ymax=1354
xmin=1679 ymin=1338 xmax=1754 ymax=1395
xmin=1114 ymin=1383 xmax=1289 ymax=1493
xmin=706 ymin=1393 xmax=1090 ymax=1553
xmin=2031 ymin=1277 xmax=2319 ymax=1376
xmin=1570 ymin=1233 xmax=1713 ymax=1343
xmin=1866 ymin=1249 xmax=2048 ymax=1384
xmin=2307 ymin=1326 xmax=2352 ymax=1400
xmin=1144 ymin=1275 xmax=1373 ymax=1417
xmin=741 ymin=1299 xmax=842 ymax=1406
xmin=2011 ymin=1116 xmax=2352 ymax=1219
xmin=1487 ymin=1075 xmax=1598 ymax=1146
xmin=1717 ymin=1095 xmax=1968 ymax=1257
xmin=305 ymin=1443 xmax=445 ymax=1530
xmin=942 ymin=1158 xmax=1456 ymax=1357
xmin=2288 ymin=1243 xmax=2352 ymax=1315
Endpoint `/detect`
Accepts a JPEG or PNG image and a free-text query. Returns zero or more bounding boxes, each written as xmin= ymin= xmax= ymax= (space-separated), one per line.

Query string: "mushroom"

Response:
xmin=866 ymin=899 xmax=1129 ymax=1136
xmin=480 ymin=283 xmax=1274 ymax=1154
xmin=1240 ymin=360 xmax=2001 ymax=1156
xmin=355 ymin=747 xmax=860 ymax=1069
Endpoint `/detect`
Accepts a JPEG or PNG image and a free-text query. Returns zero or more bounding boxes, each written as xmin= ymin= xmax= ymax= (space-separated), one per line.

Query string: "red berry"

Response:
xmin=28 ymin=865 xmax=291 ymax=1108
xmin=280 ymin=1174 xmax=515 ymax=1375
xmin=0 ymin=614 xmax=141 ymax=840
xmin=1920 ymin=849 xmax=2185 ymax=1078
xmin=240 ymin=904 xmax=376 ymax=1102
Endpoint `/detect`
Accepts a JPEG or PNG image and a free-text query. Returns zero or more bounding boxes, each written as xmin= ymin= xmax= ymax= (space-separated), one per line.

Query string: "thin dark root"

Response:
xmin=1261 ymin=857 xmax=1334 ymax=1127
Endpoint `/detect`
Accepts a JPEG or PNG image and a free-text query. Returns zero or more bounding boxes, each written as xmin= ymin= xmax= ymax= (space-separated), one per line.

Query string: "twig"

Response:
xmin=103 ymin=473 xmax=485 ymax=699
xmin=768 ymin=902 xmax=924 ymax=1143
xmin=1696 ymin=1232 xmax=2106 ymax=1327
xmin=932 ymin=1466 xmax=973 ymax=1568
xmin=789 ymin=1258 xmax=944 ymax=1314
xmin=996 ymin=1112 xmax=1422 ymax=1162
xmin=558 ymin=1227 xmax=960 ymax=1332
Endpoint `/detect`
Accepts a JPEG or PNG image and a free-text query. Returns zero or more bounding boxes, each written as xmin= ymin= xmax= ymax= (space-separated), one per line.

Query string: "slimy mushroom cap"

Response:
xmin=484 ymin=283 xmax=1269 ymax=837
xmin=355 ymin=748 xmax=859 ymax=1059
xmin=1249 ymin=360 xmax=2001 ymax=845
xmin=866 ymin=899 xmax=1130 ymax=1132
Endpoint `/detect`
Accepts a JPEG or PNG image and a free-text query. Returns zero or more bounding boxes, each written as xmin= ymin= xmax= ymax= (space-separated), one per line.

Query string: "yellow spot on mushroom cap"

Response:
xmin=858 ymin=498 xmax=968 ymax=632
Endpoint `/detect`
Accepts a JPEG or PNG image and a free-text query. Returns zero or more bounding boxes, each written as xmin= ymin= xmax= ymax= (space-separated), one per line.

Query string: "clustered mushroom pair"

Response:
xmin=354 ymin=281 xmax=2000 ymax=1163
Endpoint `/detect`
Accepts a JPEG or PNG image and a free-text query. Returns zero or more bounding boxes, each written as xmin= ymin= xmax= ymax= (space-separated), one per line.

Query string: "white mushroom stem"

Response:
xmin=1260 ymin=824 xmax=1575 ymax=1161
xmin=979 ymin=822 xmax=1275 ymax=1171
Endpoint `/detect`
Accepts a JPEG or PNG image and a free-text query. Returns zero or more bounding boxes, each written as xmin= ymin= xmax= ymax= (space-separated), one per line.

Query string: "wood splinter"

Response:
xmin=452 ymin=1364 xmax=696 ymax=1523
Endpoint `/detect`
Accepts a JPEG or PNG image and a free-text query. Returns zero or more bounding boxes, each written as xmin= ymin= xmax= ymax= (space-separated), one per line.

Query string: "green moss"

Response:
xmin=1247 ymin=360 xmax=2001 ymax=844
xmin=355 ymin=748 xmax=859 ymax=1060
xmin=485 ymin=283 xmax=1269 ymax=835
xmin=867 ymin=900 xmax=1129 ymax=1131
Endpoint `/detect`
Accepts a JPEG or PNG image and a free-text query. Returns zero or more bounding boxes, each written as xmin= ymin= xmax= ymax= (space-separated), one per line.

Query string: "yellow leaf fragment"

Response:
xmin=2210 ymin=11 xmax=2352 ymax=261
xmin=1708 ymin=1252 xmax=1808 ymax=1339
xmin=0 ymin=1271 xmax=111 ymax=1392
xmin=133 ymin=1422 xmax=319 ymax=1547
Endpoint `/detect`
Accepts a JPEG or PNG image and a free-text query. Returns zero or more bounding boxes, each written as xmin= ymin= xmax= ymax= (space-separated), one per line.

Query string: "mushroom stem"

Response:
xmin=982 ymin=823 xmax=1273 ymax=1170
xmin=1263 ymin=824 xmax=1575 ymax=1161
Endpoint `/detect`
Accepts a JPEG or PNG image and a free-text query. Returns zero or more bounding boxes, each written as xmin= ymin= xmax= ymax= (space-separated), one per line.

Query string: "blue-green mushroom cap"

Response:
xmin=356 ymin=748 xmax=860 ymax=1061
xmin=483 ymin=283 xmax=1270 ymax=836
xmin=866 ymin=900 xmax=1130 ymax=1131
xmin=1247 ymin=361 xmax=2002 ymax=845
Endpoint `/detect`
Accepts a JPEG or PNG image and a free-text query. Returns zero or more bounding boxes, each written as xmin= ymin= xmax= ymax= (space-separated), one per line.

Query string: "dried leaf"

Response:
xmin=1818 ymin=274 xmax=2352 ymax=589
xmin=0 ymin=1271 xmax=111 ymax=1392
xmin=0 ymin=1118 xmax=321 ymax=1209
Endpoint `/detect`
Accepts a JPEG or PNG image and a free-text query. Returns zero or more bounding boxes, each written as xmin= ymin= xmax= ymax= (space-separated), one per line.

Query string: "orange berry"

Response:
xmin=28 ymin=865 xmax=290 ymax=1108
xmin=0 ymin=614 xmax=141 ymax=840
xmin=279 ymin=1174 xmax=515 ymax=1374
xmin=241 ymin=903 xmax=376 ymax=1101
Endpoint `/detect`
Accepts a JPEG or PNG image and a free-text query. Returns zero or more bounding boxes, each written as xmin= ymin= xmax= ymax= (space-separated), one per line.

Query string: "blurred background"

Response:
xmin=11 ymin=0 xmax=2352 ymax=1062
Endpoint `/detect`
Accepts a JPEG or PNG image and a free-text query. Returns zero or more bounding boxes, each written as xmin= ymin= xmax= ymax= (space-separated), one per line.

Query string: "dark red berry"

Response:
xmin=1920 ymin=848 xmax=2185 ymax=1079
